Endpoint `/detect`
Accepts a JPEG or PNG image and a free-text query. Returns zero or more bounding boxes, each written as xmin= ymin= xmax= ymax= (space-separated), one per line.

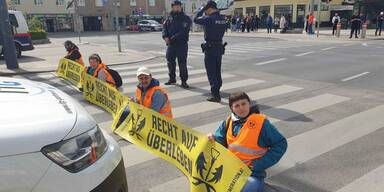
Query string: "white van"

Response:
xmin=0 ymin=77 xmax=128 ymax=192
xmin=0 ymin=10 xmax=34 ymax=58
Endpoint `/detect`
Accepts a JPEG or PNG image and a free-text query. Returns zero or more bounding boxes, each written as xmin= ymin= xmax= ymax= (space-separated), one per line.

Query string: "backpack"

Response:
xmin=106 ymin=67 xmax=123 ymax=88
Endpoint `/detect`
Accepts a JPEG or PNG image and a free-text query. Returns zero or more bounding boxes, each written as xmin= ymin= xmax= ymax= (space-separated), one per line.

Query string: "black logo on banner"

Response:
xmin=128 ymin=108 xmax=146 ymax=141
xmin=84 ymin=80 xmax=95 ymax=98
xmin=193 ymin=148 xmax=223 ymax=192
xmin=59 ymin=61 xmax=67 ymax=74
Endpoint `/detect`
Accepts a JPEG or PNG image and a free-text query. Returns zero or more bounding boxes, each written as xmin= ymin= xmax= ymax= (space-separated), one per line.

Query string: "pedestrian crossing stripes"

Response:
xmin=19 ymin=61 xmax=384 ymax=192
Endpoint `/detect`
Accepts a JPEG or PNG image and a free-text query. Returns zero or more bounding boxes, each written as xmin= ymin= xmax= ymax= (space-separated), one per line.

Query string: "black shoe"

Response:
xmin=181 ymin=82 xmax=189 ymax=88
xmin=165 ymin=80 xmax=176 ymax=85
xmin=207 ymin=96 xmax=221 ymax=103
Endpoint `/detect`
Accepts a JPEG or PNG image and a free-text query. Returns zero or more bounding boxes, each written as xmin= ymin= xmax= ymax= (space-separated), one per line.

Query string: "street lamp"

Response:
xmin=114 ymin=0 xmax=122 ymax=52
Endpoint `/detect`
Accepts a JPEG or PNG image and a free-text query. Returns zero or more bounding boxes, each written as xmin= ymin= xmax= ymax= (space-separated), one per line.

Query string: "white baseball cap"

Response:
xmin=137 ymin=67 xmax=151 ymax=77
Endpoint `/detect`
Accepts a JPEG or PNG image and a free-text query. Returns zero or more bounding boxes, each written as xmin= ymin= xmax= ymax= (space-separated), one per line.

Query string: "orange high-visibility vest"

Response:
xmin=135 ymin=86 xmax=173 ymax=118
xmin=92 ymin=63 xmax=116 ymax=86
xmin=226 ymin=113 xmax=268 ymax=166
xmin=67 ymin=50 xmax=84 ymax=66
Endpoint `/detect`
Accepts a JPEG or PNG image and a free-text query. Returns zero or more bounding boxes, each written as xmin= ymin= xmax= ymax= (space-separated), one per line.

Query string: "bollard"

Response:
xmin=336 ymin=23 xmax=341 ymax=38
xmin=361 ymin=23 xmax=367 ymax=39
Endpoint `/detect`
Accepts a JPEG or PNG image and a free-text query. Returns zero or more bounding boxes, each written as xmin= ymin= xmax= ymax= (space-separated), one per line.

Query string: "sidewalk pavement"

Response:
xmin=0 ymin=39 xmax=156 ymax=76
xmin=192 ymin=29 xmax=384 ymax=43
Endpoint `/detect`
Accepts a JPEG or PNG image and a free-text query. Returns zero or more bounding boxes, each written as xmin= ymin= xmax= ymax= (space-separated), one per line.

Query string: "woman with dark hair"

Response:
xmin=64 ymin=40 xmax=84 ymax=66
xmin=208 ymin=92 xmax=287 ymax=192
xmin=86 ymin=54 xmax=116 ymax=87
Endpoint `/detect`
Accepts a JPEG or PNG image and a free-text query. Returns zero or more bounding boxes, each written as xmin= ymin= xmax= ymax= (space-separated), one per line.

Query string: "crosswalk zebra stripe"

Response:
xmin=121 ymin=144 xmax=158 ymax=168
xmin=169 ymin=79 xmax=265 ymax=100
xmin=111 ymin=63 xmax=167 ymax=71
xmin=266 ymin=94 xmax=350 ymax=123
xmin=335 ymin=164 xmax=384 ymax=192
xmin=123 ymin=69 xmax=207 ymax=84
xmin=173 ymin=85 xmax=302 ymax=119
xmin=268 ymin=105 xmax=384 ymax=178
xmin=148 ymin=177 xmax=188 ymax=192
xmin=119 ymin=66 xmax=193 ymax=76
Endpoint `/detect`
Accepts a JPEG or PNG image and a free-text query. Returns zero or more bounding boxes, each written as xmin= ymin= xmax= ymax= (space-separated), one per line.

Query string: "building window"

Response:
xmin=34 ymin=0 xmax=43 ymax=6
xmin=149 ymin=0 xmax=155 ymax=7
xmin=130 ymin=0 xmax=136 ymax=6
xmin=246 ymin=7 xmax=256 ymax=16
xmin=56 ymin=0 xmax=65 ymax=6
xmin=11 ymin=0 xmax=20 ymax=5
xmin=95 ymin=0 xmax=107 ymax=7
xmin=78 ymin=0 xmax=85 ymax=6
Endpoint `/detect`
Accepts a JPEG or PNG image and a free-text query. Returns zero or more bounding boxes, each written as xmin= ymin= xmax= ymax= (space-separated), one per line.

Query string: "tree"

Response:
xmin=27 ymin=17 xmax=44 ymax=31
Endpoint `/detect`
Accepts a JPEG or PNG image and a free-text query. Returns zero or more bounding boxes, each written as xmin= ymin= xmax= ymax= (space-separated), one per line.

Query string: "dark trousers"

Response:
xmin=267 ymin=25 xmax=272 ymax=33
xmin=204 ymin=46 xmax=223 ymax=97
xmin=166 ymin=43 xmax=188 ymax=82
xmin=376 ymin=23 xmax=383 ymax=36
xmin=332 ymin=24 xmax=337 ymax=35
xmin=350 ymin=27 xmax=358 ymax=38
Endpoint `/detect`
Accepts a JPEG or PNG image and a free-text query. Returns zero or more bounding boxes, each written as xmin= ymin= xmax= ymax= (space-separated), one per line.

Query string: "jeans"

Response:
xmin=241 ymin=177 xmax=265 ymax=192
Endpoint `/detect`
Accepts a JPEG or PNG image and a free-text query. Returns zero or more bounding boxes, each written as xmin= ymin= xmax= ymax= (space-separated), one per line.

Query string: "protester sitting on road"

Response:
xmin=208 ymin=92 xmax=287 ymax=192
xmin=135 ymin=67 xmax=173 ymax=118
xmin=64 ymin=40 xmax=84 ymax=66
xmin=86 ymin=54 xmax=116 ymax=87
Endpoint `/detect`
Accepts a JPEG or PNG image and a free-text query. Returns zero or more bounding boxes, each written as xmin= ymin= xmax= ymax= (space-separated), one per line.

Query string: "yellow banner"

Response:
xmin=112 ymin=102 xmax=252 ymax=192
xmin=56 ymin=58 xmax=84 ymax=88
xmin=82 ymin=73 xmax=128 ymax=118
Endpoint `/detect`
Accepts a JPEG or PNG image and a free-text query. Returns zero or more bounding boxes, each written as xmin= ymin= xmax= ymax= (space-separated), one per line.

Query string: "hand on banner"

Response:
xmin=207 ymin=133 xmax=216 ymax=142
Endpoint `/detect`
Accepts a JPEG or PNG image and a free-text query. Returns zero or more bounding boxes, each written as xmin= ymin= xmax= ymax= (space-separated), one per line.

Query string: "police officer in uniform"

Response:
xmin=163 ymin=0 xmax=192 ymax=88
xmin=194 ymin=1 xmax=226 ymax=102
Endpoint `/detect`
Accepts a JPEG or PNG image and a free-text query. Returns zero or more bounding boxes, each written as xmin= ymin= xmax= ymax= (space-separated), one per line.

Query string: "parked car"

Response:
xmin=138 ymin=20 xmax=163 ymax=31
xmin=0 ymin=77 xmax=128 ymax=192
xmin=0 ymin=10 xmax=34 ymax=58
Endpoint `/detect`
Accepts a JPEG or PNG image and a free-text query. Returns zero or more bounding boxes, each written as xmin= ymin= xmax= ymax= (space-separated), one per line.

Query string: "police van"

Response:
xmin=0 ymin=10 xmax=34 ymax=58
xmin=0 ymin=77 xmax=128 ymax=192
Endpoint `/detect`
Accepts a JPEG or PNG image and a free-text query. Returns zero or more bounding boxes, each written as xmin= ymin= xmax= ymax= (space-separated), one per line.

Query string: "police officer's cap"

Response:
xmin=204 ymin=1 xmax=217 ymax=10
xmin=171 ymin=0 xmax=182 ymax=6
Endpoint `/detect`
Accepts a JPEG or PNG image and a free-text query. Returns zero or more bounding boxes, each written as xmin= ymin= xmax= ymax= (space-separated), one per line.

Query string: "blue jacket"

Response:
xmin=266 ymin=16 xmax=273 ymax=26
xmin=194 ymin=9 xmax=226 ymax=42
xmin=213 ymin=106 xmax=287 ymax=179
xmin=136 ymin=79 xmax=166 ymax=113
xmin=163 ymin=12 xmax=192 ymax=44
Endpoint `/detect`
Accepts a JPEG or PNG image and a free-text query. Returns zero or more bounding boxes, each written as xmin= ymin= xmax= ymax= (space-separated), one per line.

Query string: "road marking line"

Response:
xmin=295 ymin=51 xmax=315 ymax=57
xmin=255 ymin=58 xmax=287 ymax=66
xmin=336 ymin=164 xmax=384 ymax=192
xmin=321 ymin=47 xmax=336 ymax=51
xmin=268 ymin=105 xmax=384 ymax=178
xmin=111 ymin=62 xmax=167 ymax=71
xmin=149 ymin=177 xmax=188 ymax=192
xmin=122 ymin=69 xmax=206 ymax=84
xmin=342 ymin=72 xmax=370 ymax=82
xmin=119 ymin=66 xmax=193 ymax=76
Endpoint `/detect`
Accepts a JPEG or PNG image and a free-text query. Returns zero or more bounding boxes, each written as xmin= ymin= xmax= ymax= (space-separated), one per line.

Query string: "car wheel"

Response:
xmin=15 ymin=44 xmax=21 ymax=58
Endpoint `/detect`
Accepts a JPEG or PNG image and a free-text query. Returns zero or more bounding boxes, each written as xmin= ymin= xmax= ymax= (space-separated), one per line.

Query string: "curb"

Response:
xmin=0 ymin=55 xmax=158 ymax=76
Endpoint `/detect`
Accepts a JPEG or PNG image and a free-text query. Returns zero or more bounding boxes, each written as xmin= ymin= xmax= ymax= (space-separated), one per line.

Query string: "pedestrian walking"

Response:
xmin=375 ymin=12 xmax=384 ymax=36
xmin=358 ymin=13 xmax=367 ymax=35
xmin=266 ymin=14 xmax=273 ymax=33
xmin=64 ymin=40 xmax=84 ymax=66
xmin=254 ymin=15 xmax=260 ymax=32
xmin=308 ymin=12 xmax=315 ymax=34
xmin=332 ymin=13 xmax=341 ymax=36
xmin=350 ymin=14 xmax=361 ymax=39
xmin=236 ymin=16 xmax=241 ymax=32
xmin=274 ymin=16 xmax=280 ymax=33
xmin=280 ymin=15 xmax=287 ymax=33
xmin=135 ymin=67 xmax=173 ymax=118
xmin=246 ymin=16 xmax=252 ymax=33
xmin=231 ymin=15 xmax=237 ymax=32
xmin=208 ymin=92 xmax=287 ymax=192
xmin=241 ymin=16 xmax=246 ymax=32
xmin=194 ymin=0 xmax=226 ymax=102
xmin=162 ymin=0 xmax=192 ymax=88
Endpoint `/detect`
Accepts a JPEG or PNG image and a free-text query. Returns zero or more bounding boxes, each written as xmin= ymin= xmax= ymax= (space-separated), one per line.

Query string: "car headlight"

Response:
xmin=41 ymin=126 xmax=107 ymax=173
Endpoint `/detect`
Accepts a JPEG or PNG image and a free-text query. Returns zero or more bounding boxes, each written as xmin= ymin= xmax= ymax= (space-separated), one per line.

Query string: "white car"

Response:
xmin=138 ymin=20 xmax=163 ymax=31
xmin=0 ymin=77 xmax=127 ymax=192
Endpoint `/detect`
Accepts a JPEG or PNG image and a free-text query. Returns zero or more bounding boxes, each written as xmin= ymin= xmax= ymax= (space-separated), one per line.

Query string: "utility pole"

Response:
xmin=74 ymin=0 xmax=81 ymax=44
xmin=317 ymin=0 xmax=321 ymax=37
xmin=0 ymin=0 xmax=19 ymax=69
xmin=310 ymin=0 xmax=315 ymax=12
xmin=114 ymin=0 xmax=121 ymax=52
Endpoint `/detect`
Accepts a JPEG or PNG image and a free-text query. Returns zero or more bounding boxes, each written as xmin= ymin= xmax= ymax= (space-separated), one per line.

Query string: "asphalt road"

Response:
xmin=16 ymin=32 xmax=384 ymax=192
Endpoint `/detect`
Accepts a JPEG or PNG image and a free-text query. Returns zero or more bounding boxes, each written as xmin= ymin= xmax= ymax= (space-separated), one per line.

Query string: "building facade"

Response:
xmin=7 ymin=0 xmax=74 ymax=32
xmin=232 ymin=0 xmax=353 ymax=28
xmin=8 ymin=0 xmax=168 ymax=32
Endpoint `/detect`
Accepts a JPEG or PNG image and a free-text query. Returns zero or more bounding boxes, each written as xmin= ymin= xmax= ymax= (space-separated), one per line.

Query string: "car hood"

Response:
xmin=0 ymin=77 xmax=96 ymax=156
